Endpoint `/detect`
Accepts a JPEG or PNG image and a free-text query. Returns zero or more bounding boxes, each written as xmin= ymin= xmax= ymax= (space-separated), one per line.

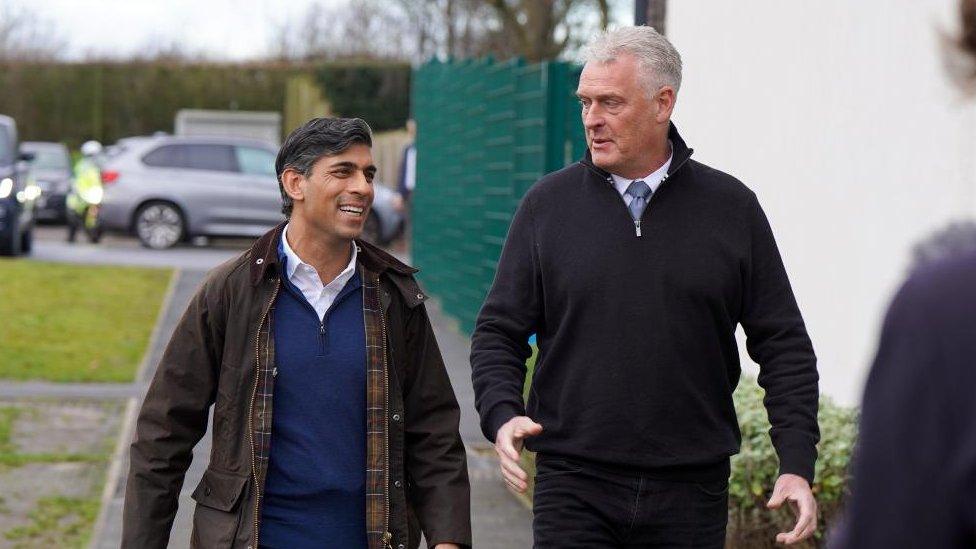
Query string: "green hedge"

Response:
xmin=0 ymin=62 xmax=297 ymax=147
xmin=315 ymin=62 xmax=411 ymax=132
xmin=0 ymin=61 xmax=412 ymax=147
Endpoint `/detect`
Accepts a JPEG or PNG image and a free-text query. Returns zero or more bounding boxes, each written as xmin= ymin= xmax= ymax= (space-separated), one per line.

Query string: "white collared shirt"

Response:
xmin=281 ymin=224 xmax=358 ymax=321
xmin=610 ymin=142 xmax=674 ymax=206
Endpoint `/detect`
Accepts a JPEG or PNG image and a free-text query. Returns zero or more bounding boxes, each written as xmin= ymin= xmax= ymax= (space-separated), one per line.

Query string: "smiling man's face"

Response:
xmin=292 ymin=143 xmax=376 ymax=244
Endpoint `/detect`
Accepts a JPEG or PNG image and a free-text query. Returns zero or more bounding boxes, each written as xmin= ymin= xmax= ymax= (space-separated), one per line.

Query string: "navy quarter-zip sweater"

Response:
xmin=471 ymin=124 xmax=820 ymax=483
xmin=260 ymin=251 xmax=367 ymax=548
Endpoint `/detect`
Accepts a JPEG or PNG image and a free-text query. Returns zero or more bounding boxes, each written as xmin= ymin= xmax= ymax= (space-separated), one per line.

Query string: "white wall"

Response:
xmin=666 ymin=0 xmax=976 ymax=405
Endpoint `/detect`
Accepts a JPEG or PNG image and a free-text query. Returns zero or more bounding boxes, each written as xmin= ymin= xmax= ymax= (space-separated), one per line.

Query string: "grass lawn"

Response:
xmin=0 ymin=260 xmax=172 ymax=382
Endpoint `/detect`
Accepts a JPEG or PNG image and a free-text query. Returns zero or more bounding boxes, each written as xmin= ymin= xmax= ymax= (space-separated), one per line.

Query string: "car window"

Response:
xmin=235 ymin=147 xmax=276 ymax=176
xmin=143 ymin=144 xmax=237 ymax=172
xmin=25 ymin=148 xmax=70 ymax=171
xmin=0 ymin=126 xmax=12 ymax=165
xmin=142 ymin=145 xmax=183 ymax=168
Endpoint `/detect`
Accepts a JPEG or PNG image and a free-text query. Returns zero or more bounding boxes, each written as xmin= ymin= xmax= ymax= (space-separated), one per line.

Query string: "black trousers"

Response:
xmin=532 ymin=454 xmax=729 ymax=548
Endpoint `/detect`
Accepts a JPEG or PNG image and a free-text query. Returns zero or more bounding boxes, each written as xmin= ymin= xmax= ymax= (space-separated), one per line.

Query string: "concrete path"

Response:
xmin=30 ymin=226 xmax=245 ymax=271
xmin=80 ymin=270 xmax=532 ymax=548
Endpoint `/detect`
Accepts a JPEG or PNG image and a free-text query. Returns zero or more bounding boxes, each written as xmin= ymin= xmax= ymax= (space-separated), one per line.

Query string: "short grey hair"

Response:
xmin=583 ymin=26 xmax=683 ymax=96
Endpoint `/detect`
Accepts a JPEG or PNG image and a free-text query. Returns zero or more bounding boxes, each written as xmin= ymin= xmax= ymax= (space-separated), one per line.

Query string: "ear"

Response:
xmin=280 ymin=168 xmax=306 ymax=204
xmin=654 ymin=86 xmax=677 ymax=124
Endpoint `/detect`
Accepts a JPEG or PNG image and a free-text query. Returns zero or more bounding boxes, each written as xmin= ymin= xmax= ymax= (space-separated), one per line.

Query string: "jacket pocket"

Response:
xmin=190 ymin=468 xmax=248 ymax=548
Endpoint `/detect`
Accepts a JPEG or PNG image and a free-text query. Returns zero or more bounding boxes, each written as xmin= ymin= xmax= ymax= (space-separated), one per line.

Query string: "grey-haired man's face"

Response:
xmin=577 ymin=54 xmax=672 ymax=178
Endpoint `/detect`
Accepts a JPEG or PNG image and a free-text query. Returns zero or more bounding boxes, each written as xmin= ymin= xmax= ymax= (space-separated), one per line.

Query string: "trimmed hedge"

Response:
xmin=0 ymin=61 xmax=412 ymax=147
xmin=0 ymin=62 xmax=296 ymax=147
xmin=315 ymin=62 xmax=411 ymax=132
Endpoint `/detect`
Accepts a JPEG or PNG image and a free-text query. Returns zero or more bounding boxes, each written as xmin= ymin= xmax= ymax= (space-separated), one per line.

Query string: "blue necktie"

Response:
xmin=626 ymin=180 xmax=652 ymax=221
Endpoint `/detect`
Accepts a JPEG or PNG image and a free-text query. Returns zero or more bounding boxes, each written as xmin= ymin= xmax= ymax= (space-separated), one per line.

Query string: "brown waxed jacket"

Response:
xmin=121 ymin=224 xmax=471 ymax=549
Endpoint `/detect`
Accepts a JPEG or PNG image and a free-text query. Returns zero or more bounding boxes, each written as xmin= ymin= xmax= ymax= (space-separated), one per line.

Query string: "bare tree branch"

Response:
xmin=0 ymin=1 xmax=67 ymax=61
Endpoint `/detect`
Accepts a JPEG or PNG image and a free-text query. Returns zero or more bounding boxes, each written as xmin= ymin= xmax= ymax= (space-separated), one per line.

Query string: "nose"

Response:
xmin=349 ymin=171 xmax=373 ymax=197
xmin=583 ymin=104 xmax=604 ymax=131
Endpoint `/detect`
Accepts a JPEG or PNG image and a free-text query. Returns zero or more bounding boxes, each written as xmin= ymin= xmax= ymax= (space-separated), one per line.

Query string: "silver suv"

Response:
xmin=99 ymin=135 xmax=403 ymax=249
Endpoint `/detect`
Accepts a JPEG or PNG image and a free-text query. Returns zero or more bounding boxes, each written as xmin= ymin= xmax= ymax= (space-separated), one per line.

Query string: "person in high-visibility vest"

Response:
xmin=66 ymin=140 xmax=104 ymax=243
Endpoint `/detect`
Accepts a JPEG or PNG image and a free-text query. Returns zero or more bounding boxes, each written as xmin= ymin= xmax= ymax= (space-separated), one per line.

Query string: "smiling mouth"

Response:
xmin=338 ymin=205 xmax=365 ymax=217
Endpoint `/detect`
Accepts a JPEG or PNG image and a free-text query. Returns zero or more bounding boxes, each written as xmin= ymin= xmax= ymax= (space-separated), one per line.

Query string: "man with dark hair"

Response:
xmin=122 ymin=117 xmax=471 ymax=549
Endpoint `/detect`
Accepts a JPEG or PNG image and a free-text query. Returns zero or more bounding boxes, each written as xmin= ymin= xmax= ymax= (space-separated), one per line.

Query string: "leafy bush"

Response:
xmin=728 ymin=377 xmax=857 ymax=548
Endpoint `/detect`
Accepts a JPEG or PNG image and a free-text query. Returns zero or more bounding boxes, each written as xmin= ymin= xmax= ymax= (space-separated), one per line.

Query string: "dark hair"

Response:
xmin=964 ymin=0 xmax=976 ymax=63
xmin=911 ymin=220 xmax=976 ymax=270
xmin=275 ymin=117 xmax=373 ymax=217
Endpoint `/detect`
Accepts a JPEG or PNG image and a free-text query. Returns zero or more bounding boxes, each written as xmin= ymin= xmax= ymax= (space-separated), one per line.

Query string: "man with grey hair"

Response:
xmin=123 ymin=117 xmax=471 ymax=549
xmin=471 ymin=26 xmax=820 ymax=547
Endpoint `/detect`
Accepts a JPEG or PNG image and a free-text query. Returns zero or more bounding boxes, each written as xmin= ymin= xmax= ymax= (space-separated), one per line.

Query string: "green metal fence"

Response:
xmin=411 ymin=59 xmax=586 ymax=334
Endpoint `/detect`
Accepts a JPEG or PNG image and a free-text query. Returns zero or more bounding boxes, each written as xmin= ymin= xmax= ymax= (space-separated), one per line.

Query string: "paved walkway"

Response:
xmin=63 ymin=268 xmax=534 ymax=548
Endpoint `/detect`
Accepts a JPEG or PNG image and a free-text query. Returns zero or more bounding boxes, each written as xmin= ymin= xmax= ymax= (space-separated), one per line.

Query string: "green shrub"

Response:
xmin=315 ymin=62 xmax=411 ymax=132
xmin=728 ymin=377 xmax=857 ymax=548
xmin=0 ymin=60 xmax=412 ymax=147
xmin=0 ymin=61 xmax=297 ymax=147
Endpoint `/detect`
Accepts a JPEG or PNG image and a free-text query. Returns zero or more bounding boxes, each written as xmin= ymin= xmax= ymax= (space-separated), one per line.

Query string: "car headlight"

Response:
xmin=0 ymin=178 xmax=12 ymax=199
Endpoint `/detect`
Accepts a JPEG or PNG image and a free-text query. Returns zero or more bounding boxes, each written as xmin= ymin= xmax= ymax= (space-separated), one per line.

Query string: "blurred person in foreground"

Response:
xmin=830 ymin=2 xmax=976 ymax=546
xmin=470 ymin=26 xmax=820 ymax=547
xmin=66 ymin=139 xmax=103 ymax=243
xmin=122 ymin=117 xmax=470 ymax=549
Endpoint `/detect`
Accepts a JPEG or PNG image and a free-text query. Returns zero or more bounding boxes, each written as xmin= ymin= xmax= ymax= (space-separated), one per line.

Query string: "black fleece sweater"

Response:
xmin=470 ymin=125 xmax=820 ymax=483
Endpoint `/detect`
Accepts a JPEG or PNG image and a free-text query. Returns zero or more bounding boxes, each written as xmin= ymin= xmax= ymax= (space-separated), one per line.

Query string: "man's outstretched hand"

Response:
xmin=767 ymin=473 xmax=818 ymax=545
xmin=494 ymin=416 xmax=543 ymax=493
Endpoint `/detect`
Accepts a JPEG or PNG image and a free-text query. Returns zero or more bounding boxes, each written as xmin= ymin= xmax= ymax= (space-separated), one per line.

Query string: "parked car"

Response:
xmin=0 ymin=115 xmax=37 ymax=256
xmin=98 ymin=135 xmax=403 ymax=249
xmin=20 ymin=141 xmax=72 ymax=223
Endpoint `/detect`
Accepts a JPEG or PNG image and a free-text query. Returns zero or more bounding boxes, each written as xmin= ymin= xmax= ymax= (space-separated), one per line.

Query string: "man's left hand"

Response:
xmin=766 ymin=473 xmax=818 ymax=545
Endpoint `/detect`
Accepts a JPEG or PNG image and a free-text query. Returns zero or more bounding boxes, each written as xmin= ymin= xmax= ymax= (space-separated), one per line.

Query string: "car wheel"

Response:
xmin=361 ymin=212 xmax=382 ymax=244
xmin=135 ymin=202 xmax=184 ymax=249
